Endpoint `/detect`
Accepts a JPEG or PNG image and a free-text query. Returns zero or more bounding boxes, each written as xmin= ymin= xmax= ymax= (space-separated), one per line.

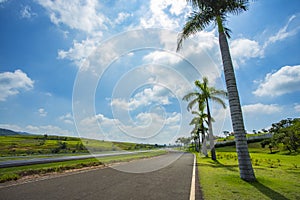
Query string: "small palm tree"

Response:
xmin=183 ymin=77 xmax=227 ymax=160
xmin=177 ymin=0 xmax=256 ymax=182
xmin=190 ymin=110 xmax=208 ymax=156
xmin=190 ymin=127 xmax=199 ymax=152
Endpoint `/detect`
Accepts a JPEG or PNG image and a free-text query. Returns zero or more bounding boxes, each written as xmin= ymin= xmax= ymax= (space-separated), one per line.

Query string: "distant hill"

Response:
xmin=0 ymin=129 xmax=164 ymax=156
xmin=0 ymin=128 xmax=31 ymax=136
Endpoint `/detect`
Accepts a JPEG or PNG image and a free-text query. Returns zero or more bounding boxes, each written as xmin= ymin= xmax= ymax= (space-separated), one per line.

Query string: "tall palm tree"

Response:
xmin=183 ymin=77 xmax=226 ymax=160
xmin=190 ymin=110 xmax=208 ymax=156
xmin=177 ymin=0 xmax=256 ymax=181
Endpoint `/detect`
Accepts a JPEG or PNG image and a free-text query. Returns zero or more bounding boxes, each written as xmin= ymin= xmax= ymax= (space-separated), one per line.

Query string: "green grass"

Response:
xmin=0 ymin=135 xmax=163 ymax=156
xmin=217 ymin=133 xmax=271 ymax=142
xmin=197 ymin=143 xmax=300 ymax=200
xmin=0 ymin=150 xmax=167 ymax=183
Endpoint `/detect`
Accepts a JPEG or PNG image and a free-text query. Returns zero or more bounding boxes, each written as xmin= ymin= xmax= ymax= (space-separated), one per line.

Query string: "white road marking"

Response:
xmin=189 ymin=154 xmax=196 ymax=200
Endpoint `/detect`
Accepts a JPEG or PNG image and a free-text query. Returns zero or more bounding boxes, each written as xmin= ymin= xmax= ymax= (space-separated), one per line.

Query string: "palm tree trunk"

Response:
xmin=192 ymin=137 xmax=196 ymax=151
xmin=206 ymin=100 xmax=216 ymax=160
xmin=201 ymin=126 xmax=208 ymax=156
xmin=202 ymin=135 xmax=208 ymax=156
xmin=218 ymin=28 xmax=256 ymax=181
xmin=197 ymin=129 xmax=201 ymax=153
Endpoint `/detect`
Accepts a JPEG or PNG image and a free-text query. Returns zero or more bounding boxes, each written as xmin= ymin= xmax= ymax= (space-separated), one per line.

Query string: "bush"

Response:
xmin=0 ymin=173 xmax=20 ymax=183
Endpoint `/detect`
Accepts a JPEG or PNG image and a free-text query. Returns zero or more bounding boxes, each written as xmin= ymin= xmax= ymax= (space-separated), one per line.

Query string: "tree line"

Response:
xmin=261 ymin=118 xmax=300 ymax=153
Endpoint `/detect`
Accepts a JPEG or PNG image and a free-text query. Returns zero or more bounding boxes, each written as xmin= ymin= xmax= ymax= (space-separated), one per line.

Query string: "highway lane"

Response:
xmin=0 ymin=151 xmax=197 ymax=200
xmin=0 ymin=151 xmax=149 ymax=168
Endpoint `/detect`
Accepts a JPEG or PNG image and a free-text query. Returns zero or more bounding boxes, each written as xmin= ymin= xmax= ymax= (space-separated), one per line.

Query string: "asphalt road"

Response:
xmin=0 ymin=151 xmax=146 ymax=168
xmin=0 ymin=152 xmax=200 ymax=200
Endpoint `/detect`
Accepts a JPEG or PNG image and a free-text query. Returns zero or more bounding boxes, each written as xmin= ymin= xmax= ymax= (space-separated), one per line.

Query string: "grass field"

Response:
xmin=0 ymin=134 xmax=163 ymax=156
xmin=197 ymin=143 xmax=300 ymax=200
xmin=0 ymin=150 xmax=167 ymax=183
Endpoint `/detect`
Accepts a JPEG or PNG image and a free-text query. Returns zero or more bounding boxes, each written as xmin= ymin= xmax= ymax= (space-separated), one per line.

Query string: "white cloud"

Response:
xmin=139 ymin=0 xmax=188 ymax=29
xmin=77 ymin=111 xmax=183 ymax=143
xmin=59 ymin=113 xmax=74 ymax=124
xmin=168 ymin=0 xmax=187 ymax=16
xmin=242 ymin=103 xmax=282 ymax=115
xmin=38 ymin=108 xmax=47 ymax=117
xmin=20 ymin=5 xmax=37 ymax=19
xmin=264 ymin=15 xmax=299 ymax=48
xmin=0 ymin=69 xmax=34 ymax=101
xmin=36 ymin=0 xmax=107 ymax=34
xmin=26 ymin=125 xmax=73 ymax=136
xmin=142 ymin=65 xmax=194 ymax=98
xmin=230 ymin=38 xmax=264 ymax=68
xmin=229 ymin=15 xmax=300 ymax=68
xmin=111 ymin=85 xmax=172 ymax=111
xmin=141 ymin=30 xmax=221 ymax=96
xmin=294 ymin=104 xmax=300 ymax=112
xmin=143 ymin=51 xmax=181 ymax=65
xmin=58 ymin=38 xmax=99 ymax=70
xmin=45 ymin=92 xmax=52 ymax=97
xmin=78 ymin=113 xmax=119 ymax=139
xmin=165 ymin=112 xmax=181 ymax=125
xmin=0 ymin=124 xmax=23 ymax=132
xmin=114 ymin=12 xmax=131 ymax=25
xmin=120 ymin=111 xmax=181 ymax=139
xmin=253 ymin=65 xmax=300 ymax=97
xmin=0 ymin=0 xmax=8 ymax=3
xmin=175 ymin=30 xmax=222 ymax=84
xmin=134 ymin=112 xmax=180 ymax=127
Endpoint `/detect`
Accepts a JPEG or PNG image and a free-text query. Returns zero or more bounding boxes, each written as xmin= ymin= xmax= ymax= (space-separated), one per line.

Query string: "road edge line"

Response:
xmin=189 ymin=153 xmax=196 ymax=200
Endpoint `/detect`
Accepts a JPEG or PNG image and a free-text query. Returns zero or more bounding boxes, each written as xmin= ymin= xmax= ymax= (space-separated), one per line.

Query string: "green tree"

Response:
xmin=177 ymin=0 xmax=256 ymax=181
xmin=176 ymin=137 xmax=191 ymax=148
xmin=183 ymin=77 xmax=226 ymax=160
xmin=269 ymin=118 xmax=300 ymax=152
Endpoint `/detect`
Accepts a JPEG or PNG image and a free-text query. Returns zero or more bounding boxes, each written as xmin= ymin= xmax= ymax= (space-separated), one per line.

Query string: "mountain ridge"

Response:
xmin=0 ymin=128 xmax=31 ymax=136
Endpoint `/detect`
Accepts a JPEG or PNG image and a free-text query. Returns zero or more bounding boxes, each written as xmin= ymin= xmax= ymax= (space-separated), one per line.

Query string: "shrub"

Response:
xmin=0 ymin=173 xmax=20 ymax=183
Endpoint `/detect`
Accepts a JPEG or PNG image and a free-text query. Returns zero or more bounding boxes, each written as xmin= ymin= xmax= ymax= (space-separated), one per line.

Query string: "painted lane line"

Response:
xmin=189 ymin=154 xmax=196 ymax=200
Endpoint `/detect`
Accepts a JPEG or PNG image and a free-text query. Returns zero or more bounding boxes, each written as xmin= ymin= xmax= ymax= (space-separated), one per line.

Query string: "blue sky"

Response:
xmin=0 ymin=0 xmax=300 ymax=145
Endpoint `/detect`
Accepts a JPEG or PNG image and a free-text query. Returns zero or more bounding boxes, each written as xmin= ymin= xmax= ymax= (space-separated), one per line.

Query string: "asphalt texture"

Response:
xmin=0 ymin=151 xmax=201 ymax=200
xmin=0 ymin=151 xmax=145 ymax=168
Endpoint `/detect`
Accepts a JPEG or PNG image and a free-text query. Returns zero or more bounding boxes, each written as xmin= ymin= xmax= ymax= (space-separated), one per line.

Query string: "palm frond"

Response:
xmin=224 ymin=26 xmax=232 ymax=39
xmin=226 ymin=0 xmax=249 ymax=15
xmin=177 ymin=11 xmax=214 ymax=51
xmin=182 ymin=92 xmax=199 ymax=101
xmin=186 ymin=0 xmax=200 ymax=9
xmin=210 ymin=96 xmax=227 ymax=108
xmin=191 ymin=110 xmax=200 ymax=115
xmin=190 ymin=119 xmax=200 ymax=126
xmin=210 ymin=88 xmax=228 ymax=98
xmin=187 ymin=98 xmax=199 ymax=111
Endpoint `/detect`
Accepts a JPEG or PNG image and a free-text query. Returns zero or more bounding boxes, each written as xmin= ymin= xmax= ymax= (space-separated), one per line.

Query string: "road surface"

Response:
xmin=0 ymin=151 xmax=201 ymax=200
xmin=0 ymin=151 xmax=149 ymax=168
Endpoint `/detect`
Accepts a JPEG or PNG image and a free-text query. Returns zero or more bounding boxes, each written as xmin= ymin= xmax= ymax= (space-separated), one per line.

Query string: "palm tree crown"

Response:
xmin=177 ymin=0 xmax=248 ymax=51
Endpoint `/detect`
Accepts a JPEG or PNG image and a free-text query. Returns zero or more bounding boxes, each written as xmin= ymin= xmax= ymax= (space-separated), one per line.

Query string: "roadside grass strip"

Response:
xmin=196 ymin=144 xmax=300 ymax=200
